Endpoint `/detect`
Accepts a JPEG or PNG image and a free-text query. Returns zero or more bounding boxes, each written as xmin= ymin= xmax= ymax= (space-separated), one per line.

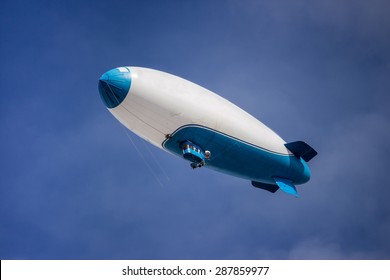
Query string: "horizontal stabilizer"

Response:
xmin=251 ymin=181 xmax=279 ymax=193
xmin=285 ymin=141 xmax=317 ymax=162
xmin=274 ymin=177 xmax=299 ymax=197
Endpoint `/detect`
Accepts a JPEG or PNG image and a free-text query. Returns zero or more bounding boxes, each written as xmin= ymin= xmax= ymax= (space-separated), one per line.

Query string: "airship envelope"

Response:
xmin=99 ymin=67 xmax=317 ymax=197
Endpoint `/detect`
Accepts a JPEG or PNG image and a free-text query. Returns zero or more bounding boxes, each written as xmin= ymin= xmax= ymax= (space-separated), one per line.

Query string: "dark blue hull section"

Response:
xmin=162 ymin=125 xmax=310 ymax=185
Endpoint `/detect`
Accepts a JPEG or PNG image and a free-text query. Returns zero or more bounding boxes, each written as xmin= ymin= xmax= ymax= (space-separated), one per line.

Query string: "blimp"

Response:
xmin=98 ymin=67 xmax=317 ymax=197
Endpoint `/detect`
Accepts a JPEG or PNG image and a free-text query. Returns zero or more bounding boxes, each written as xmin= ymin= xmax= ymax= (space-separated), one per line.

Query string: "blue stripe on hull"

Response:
xmin=162 ymin=125 xmax=311 ymax=185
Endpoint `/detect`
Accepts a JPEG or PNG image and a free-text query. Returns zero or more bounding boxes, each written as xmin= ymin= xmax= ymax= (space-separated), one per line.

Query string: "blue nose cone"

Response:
xmin=98 ymin=67 xmax=132 ymax=108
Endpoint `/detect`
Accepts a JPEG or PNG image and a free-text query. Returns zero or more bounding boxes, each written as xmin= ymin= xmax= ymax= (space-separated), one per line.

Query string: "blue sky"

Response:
xmin=1 ymin=0 xmax=389 ymax=259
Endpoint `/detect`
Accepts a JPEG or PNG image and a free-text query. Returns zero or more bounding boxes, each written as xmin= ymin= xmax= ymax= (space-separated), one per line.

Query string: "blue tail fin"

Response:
xmin=274 ymin=177 xmax=299 ymax=198
xmin=251 ymin=181 xmax=279 ymax=193
xmin=252 ymin=178 xmax=299 ymax=197
xmin=285 ymin=141 xmax=317 ymax=162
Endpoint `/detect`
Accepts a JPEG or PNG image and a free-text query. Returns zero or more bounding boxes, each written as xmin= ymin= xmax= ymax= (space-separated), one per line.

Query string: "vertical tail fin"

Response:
xmin=285 ymin=141 xmax=317 ymax=162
